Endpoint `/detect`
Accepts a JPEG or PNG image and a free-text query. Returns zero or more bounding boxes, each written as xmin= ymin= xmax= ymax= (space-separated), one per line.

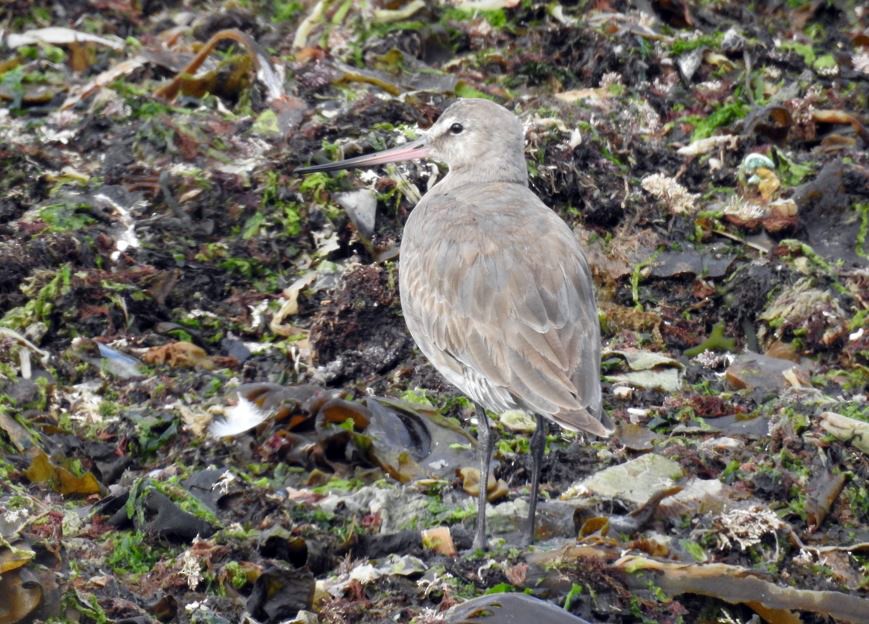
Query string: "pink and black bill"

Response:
xmin=294 ymin=138 xmax=429 ymax=174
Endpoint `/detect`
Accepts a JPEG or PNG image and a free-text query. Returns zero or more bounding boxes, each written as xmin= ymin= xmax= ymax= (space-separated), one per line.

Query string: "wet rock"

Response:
xmin=220 ymin=337 xmax=251 ymax=362
xmin=658 ymin=478 xmax=730 ymax=519
xmin=616 ymin=423 xmax=662 ymax=451
xmin=612 ymin=385 xmax=633 ymax=400
xmin=316 ymin=485 xmax=432 ymax=534
xmin=534 ymin=500 xmax=581 ymax=540
xmin=721 ymin=27 xmax=746 ymax=53
xmin=561 ymin=454 xmax=683 ymax=506
xmin=335 ymin=189 xmax=377 ymax=241
xmin=725 ymin=351 xmax=811 ymax=394
xmin=4 ymin=377 xmax=39 ymax=405
xmin=486 ymin=498 xmax=529 ymax=537
xmin=677 ymin=48 xmax=705 ymax=82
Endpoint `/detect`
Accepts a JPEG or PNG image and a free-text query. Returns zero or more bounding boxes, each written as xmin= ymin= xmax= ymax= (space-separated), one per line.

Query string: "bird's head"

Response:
xmin=295 ymin=98 xmax=527 ymax=184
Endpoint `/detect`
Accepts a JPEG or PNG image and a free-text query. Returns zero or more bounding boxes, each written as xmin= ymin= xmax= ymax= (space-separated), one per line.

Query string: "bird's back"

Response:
xmin=399 ymin=181 xmax=609 ymax=437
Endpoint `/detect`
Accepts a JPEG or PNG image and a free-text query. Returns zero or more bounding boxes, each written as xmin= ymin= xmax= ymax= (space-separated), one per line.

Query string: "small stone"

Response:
xmin=699 ymin=436 xmax=742 ymax=451
xmin=613 ymin=386 xmax=633 ymax=400
xmin=617 ymin=423 xmax=661 ymax=451
xmin=721 ymin=27 xmax=745 ymax=52
xmin=498 ymin=409 xmax=537 ymax=432
xmin=335 ymin=189 xmax=377 ymax=239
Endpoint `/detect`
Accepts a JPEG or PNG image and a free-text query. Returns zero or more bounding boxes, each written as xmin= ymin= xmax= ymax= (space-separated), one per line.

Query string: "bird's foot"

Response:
xmin=472 ymin=533 xmax=488 ymax=551
xmin=519 ymin=524 xmax=536 ymax=548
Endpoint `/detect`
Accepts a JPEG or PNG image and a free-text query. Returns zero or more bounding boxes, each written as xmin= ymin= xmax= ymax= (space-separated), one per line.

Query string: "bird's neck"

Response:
xmin=436 ymin=159 xmax=528 ymax=192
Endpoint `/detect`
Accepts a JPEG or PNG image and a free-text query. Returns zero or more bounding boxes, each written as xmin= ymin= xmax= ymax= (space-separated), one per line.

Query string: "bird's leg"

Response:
xmin=473 ymin=404 xmax=494 ymax=551
xmin=526 ymin=413 xmax=546 ymax=545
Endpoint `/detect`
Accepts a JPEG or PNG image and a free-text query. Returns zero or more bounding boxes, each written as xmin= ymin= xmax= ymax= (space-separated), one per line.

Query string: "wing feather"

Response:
xmin=399 ymin=183 xmax=609 ymax=436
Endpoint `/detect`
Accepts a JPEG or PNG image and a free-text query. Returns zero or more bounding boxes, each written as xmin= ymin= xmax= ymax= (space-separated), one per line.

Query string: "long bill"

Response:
xmin=294 ymin=138 xmax=429 ymax=174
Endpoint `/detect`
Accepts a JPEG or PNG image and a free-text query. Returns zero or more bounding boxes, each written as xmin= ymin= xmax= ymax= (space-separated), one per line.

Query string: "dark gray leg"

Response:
xmin=527 ymin=413 xmax=546 ymax=545
xmin=473 ymin=404 xmax=495 ymax=551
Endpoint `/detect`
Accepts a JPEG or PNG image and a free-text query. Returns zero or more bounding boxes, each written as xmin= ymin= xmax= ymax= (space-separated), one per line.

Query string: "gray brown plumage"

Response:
xmin=296 ymin=98 xmax=612 ymax=549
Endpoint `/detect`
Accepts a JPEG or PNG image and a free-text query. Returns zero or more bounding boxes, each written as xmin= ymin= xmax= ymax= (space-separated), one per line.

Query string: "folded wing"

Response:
xmin=400 ymin=186 xmax=609 ymax=437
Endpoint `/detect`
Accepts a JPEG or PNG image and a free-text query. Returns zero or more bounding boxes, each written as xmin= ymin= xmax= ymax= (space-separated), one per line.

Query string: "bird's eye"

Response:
xmin=449 ymin=122 xmax=464 ymax=135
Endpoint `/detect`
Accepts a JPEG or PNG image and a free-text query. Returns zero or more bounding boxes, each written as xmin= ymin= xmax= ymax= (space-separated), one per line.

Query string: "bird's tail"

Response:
xmin=552 ymin=406 xmax=613 ymax=438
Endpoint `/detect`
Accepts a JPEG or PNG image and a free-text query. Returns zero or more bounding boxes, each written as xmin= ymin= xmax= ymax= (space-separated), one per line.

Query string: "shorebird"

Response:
xmin=296 ymin=98 xmax=612 ymax=549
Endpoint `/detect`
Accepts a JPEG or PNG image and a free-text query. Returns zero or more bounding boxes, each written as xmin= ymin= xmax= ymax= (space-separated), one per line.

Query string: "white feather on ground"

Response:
xmin=209 ymin=396 xmax=272 ymax=438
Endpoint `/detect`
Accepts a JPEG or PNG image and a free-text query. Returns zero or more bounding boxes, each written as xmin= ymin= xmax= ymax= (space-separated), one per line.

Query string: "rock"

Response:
xmin=561 ymin=454 xmax=683 ymax=505
xmin=316 ymin=485 xmax=432 ymax=533
xmin=486 ymin=498 xmax=530 ymax=536
xmin=335 ymin=189 xmax=377 ymax=240
xmin=498 ymin=409 xmax=537 ymax=433
xmin=616 ymin=423 xmax=662 ymax=451
xmin=658 ymin=478 xmax=729 ymax=518
xmin=534 ymin=500 xmax=581 ymax=540
xmin=725 ymin=351 xmax=811 ymax=393
xmin=613 ymin=385 xmax=633 ymax=400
